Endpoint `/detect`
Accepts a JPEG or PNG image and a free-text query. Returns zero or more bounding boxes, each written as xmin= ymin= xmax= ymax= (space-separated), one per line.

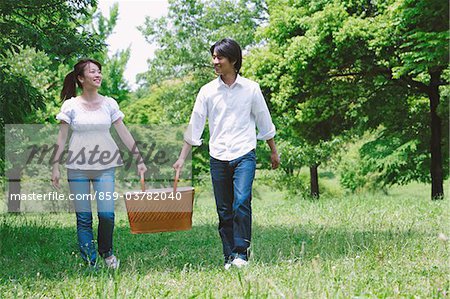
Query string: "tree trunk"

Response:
xmin=7 ymin=168 xmax=22 ymax=212
xmin=310 ymin=164 xmax=319 ymax=199
xmin=428 ymin=70 xmax=444 ymax=200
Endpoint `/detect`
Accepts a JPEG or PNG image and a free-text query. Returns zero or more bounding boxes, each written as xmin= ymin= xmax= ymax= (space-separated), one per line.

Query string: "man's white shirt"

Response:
xmin=184 ymin=75 xmax=276 ymax=161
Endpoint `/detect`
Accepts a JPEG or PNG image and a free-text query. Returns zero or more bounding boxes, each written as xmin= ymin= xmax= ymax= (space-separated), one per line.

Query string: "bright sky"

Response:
xmin=97 ymin=0 xmax=169 ymax=90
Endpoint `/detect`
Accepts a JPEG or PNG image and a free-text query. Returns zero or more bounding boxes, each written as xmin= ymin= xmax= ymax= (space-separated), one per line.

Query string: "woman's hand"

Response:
xmin=137 ymin=162 xmax=147 ymax=178
xmin=51 ymin=166 xmax=61 ymax=189
xmin=172 ymin=158 xmax=185 ymax=174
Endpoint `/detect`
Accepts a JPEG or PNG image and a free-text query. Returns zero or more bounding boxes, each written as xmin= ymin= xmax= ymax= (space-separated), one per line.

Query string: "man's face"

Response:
xmin=212 ymin=51 xmax=235 ymax=76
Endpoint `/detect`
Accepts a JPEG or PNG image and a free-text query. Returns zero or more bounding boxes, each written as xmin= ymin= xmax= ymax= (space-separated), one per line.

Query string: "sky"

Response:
xmin=97 ymin=0 xmax=169 ymax=90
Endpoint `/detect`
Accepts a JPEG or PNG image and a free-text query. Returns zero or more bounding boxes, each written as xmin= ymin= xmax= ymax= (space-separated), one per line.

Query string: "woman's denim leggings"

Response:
xmin=68 ymin=167 xmax=115 ymax=265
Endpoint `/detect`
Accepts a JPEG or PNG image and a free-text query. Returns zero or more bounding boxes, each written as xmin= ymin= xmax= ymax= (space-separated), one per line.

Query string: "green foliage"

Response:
xmin=339 ymin=135 xmax=387 ymax=193
xmin=257 ymin=136 xmax=344 ymax=198
xmin=88 ymin=3 xmax=131 ymax=103
xmin=122 ymin=77 xmax=207 ymax=126
xmin=0 ymin=69 xmax=44 ymax=126
xmin=246 ymin=0 xmax=449 ymax=195
xmin=0 ymin=46 xmax=51 ymax=173
xmin=99 ymin=49 xmax=131 ymax=103
xmin=0 ymin=46 xmax=53 ymax=95
xmin=0 ymin=0 xmax=104 ymax=61
xmin=387 ymin=0 xmax=448 ymax=79
xmin=121 ymin=87 xmax=167 ymax=125
xmin=0 ymin=45 xmax=53 ymax=123
xmin=259 ymin=168 xmax=308 ymax=198
xmin=138 ymin=0 xmax=266 ymax=86
xmin=243 ymin=1 xmax=362 ymax=197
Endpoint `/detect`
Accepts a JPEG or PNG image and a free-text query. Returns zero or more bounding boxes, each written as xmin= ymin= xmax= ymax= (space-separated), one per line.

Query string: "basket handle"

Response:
xmin=140 ymin=173 xmax=146 ymax=192
xmin=173 ymin=168 xmax=180 ymax=193
xmin=140 ymin=168 xmax=181 ymax=193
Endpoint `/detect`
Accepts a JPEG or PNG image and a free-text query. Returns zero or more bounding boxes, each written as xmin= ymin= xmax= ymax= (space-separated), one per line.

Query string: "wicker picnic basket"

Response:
xmin=124 ymin=170 xmax=194 ymax=234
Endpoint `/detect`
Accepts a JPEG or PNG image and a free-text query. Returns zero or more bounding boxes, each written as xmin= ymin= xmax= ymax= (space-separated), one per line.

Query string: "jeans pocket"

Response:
xmin=246 ymin=149 xmax=256 ymax=161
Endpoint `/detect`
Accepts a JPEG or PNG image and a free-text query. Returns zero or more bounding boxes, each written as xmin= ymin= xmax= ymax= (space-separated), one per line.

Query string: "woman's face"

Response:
xmin=78 ymin=62 xmax=102 ymax=89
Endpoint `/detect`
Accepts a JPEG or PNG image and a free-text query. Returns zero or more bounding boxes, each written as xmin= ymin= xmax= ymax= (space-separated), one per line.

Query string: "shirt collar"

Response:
xmin=217 ymin=74 xmax=243 ymax=88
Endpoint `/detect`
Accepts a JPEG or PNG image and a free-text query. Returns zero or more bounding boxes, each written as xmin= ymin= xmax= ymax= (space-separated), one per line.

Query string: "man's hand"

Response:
xmin=270 ymin=151 xmax=280 ymax=169
xmin=266 ymin=138 xmax=280 ymax=169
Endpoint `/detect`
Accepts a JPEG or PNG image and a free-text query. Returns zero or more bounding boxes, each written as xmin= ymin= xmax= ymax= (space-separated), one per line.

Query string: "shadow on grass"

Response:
xmin=0 ymin=213 xmax=427 ymax=282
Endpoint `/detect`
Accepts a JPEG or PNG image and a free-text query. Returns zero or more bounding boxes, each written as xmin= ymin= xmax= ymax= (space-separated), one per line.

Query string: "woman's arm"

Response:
xmin=51 ymin=122 xmax=69 ymax=189
xmin=173 ymin=141 xmax=192 ymax=173
xmin=113 ymin=119 xmax=147 ymax=176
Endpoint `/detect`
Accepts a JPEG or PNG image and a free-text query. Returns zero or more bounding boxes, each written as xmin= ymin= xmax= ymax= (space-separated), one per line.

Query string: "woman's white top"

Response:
xmin=56 ymin=96 xmax=125 ymax=170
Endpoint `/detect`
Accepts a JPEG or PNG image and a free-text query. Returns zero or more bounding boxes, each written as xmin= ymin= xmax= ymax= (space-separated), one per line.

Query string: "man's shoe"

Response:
xmin=224 ymin=255 xmax=233 ymax=270
xmin=231 ymin=257 xmax=248 ymax=268
xmin=224 ymin=261 xmax=232 ymax=270
xmin=104 ymin=255 xmax=120 ymax=270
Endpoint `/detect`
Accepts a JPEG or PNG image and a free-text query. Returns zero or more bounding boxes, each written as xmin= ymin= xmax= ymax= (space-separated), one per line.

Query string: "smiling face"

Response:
xmin=212 ymin=50 xmax=236 ymax=76
xmin=78 ymin=62 xmax=102 ymax=89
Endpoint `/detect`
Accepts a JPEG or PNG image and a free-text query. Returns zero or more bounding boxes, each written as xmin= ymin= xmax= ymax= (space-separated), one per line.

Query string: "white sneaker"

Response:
xmin=104 ymin=255 xmax=120 ymax=270
xmin=224 ymin=262 xmax=232 ymax=270
xmin=231 ymin=257 xmax=248 ymax=268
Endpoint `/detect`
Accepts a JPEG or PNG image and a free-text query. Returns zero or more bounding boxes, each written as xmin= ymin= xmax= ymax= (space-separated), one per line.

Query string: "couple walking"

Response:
xmin=52 ymin=38 xmax=280 ymax=270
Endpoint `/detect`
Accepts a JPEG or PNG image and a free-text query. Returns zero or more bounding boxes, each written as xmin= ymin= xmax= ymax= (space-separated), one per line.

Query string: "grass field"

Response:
xmin=0 ymin=177 xmax=448 ymax=298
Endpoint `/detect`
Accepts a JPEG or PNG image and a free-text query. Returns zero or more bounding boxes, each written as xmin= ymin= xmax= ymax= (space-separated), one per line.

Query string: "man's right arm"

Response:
xmin=173 ymin=88 xmax=207 ymax=172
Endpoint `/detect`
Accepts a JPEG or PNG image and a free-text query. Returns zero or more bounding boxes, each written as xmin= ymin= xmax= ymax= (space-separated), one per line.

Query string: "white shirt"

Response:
xmin=56 ymin=96 xmax=125 ymax=170
xmin=184 ymin=75 xmax=276 ymax=161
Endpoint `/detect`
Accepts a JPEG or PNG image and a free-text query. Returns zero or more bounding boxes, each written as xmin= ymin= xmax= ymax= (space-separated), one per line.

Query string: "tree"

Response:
xmin=244 ymin=0 xmax=362 ymax=197
xmin=88 ymin=3 xmax=131 ymax=103
xmin=138 ymin=0 xmax=267 ymax=87
xmin=371 ymin=0 xmax=449 ymax=199
xmin=0 ymin=0 xmax=103 ymax=125
xmin=245 ymin=0 xmax=448 ymax=199
xmin=0 ymin=0 xmax=103 ymax=63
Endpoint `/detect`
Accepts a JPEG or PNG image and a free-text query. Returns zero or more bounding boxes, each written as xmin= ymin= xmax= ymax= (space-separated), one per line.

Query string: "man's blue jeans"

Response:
xmin=67 ymin=167 xmax=116 ymax=265
xmin=210 ymin=149 xmax=256 ymax=260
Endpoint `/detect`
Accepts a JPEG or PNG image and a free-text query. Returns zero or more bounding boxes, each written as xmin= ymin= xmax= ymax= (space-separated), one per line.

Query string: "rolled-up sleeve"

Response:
xmin=56 ymin=100 xmax=73 ymax=124
xmin=252 ymin=84 xmax=276 ymax=140
xmin=184 ymin=88 xmax=207 ymax=146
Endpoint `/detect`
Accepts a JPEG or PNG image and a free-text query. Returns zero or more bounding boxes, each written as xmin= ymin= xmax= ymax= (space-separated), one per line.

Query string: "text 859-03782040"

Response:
xmin=124 ymin=192 xmax=182 ymax=201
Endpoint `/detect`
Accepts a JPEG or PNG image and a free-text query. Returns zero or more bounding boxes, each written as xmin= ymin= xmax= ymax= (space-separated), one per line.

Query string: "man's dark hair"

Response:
xmin=210 ymin=38 xmax=242 ymax=74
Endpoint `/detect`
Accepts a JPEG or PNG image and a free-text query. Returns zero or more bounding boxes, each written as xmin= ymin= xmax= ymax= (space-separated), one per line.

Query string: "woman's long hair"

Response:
xmin=60 ymin=58 xmax=102 ymax=101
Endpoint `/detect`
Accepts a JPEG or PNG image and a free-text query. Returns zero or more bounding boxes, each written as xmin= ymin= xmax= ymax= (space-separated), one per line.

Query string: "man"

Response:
xmin=173 ymin=38 xmax=280 ymax=269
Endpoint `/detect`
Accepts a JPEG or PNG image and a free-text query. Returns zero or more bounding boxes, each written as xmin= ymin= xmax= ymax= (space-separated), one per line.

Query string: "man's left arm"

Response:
xmin=252 ymin=84 xmax=280 ymax=169
xmin=266 ymin=138 xmax=280 ymax=169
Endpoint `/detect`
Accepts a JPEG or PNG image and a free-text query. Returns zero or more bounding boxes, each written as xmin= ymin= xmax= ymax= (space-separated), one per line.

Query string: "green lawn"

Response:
xmin=0 ymin=179 xmax=448 ymax=298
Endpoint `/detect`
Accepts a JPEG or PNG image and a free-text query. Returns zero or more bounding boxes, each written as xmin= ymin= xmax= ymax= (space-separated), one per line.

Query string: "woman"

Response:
xmin=51 ymin=58 xmax=147 ymax=269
